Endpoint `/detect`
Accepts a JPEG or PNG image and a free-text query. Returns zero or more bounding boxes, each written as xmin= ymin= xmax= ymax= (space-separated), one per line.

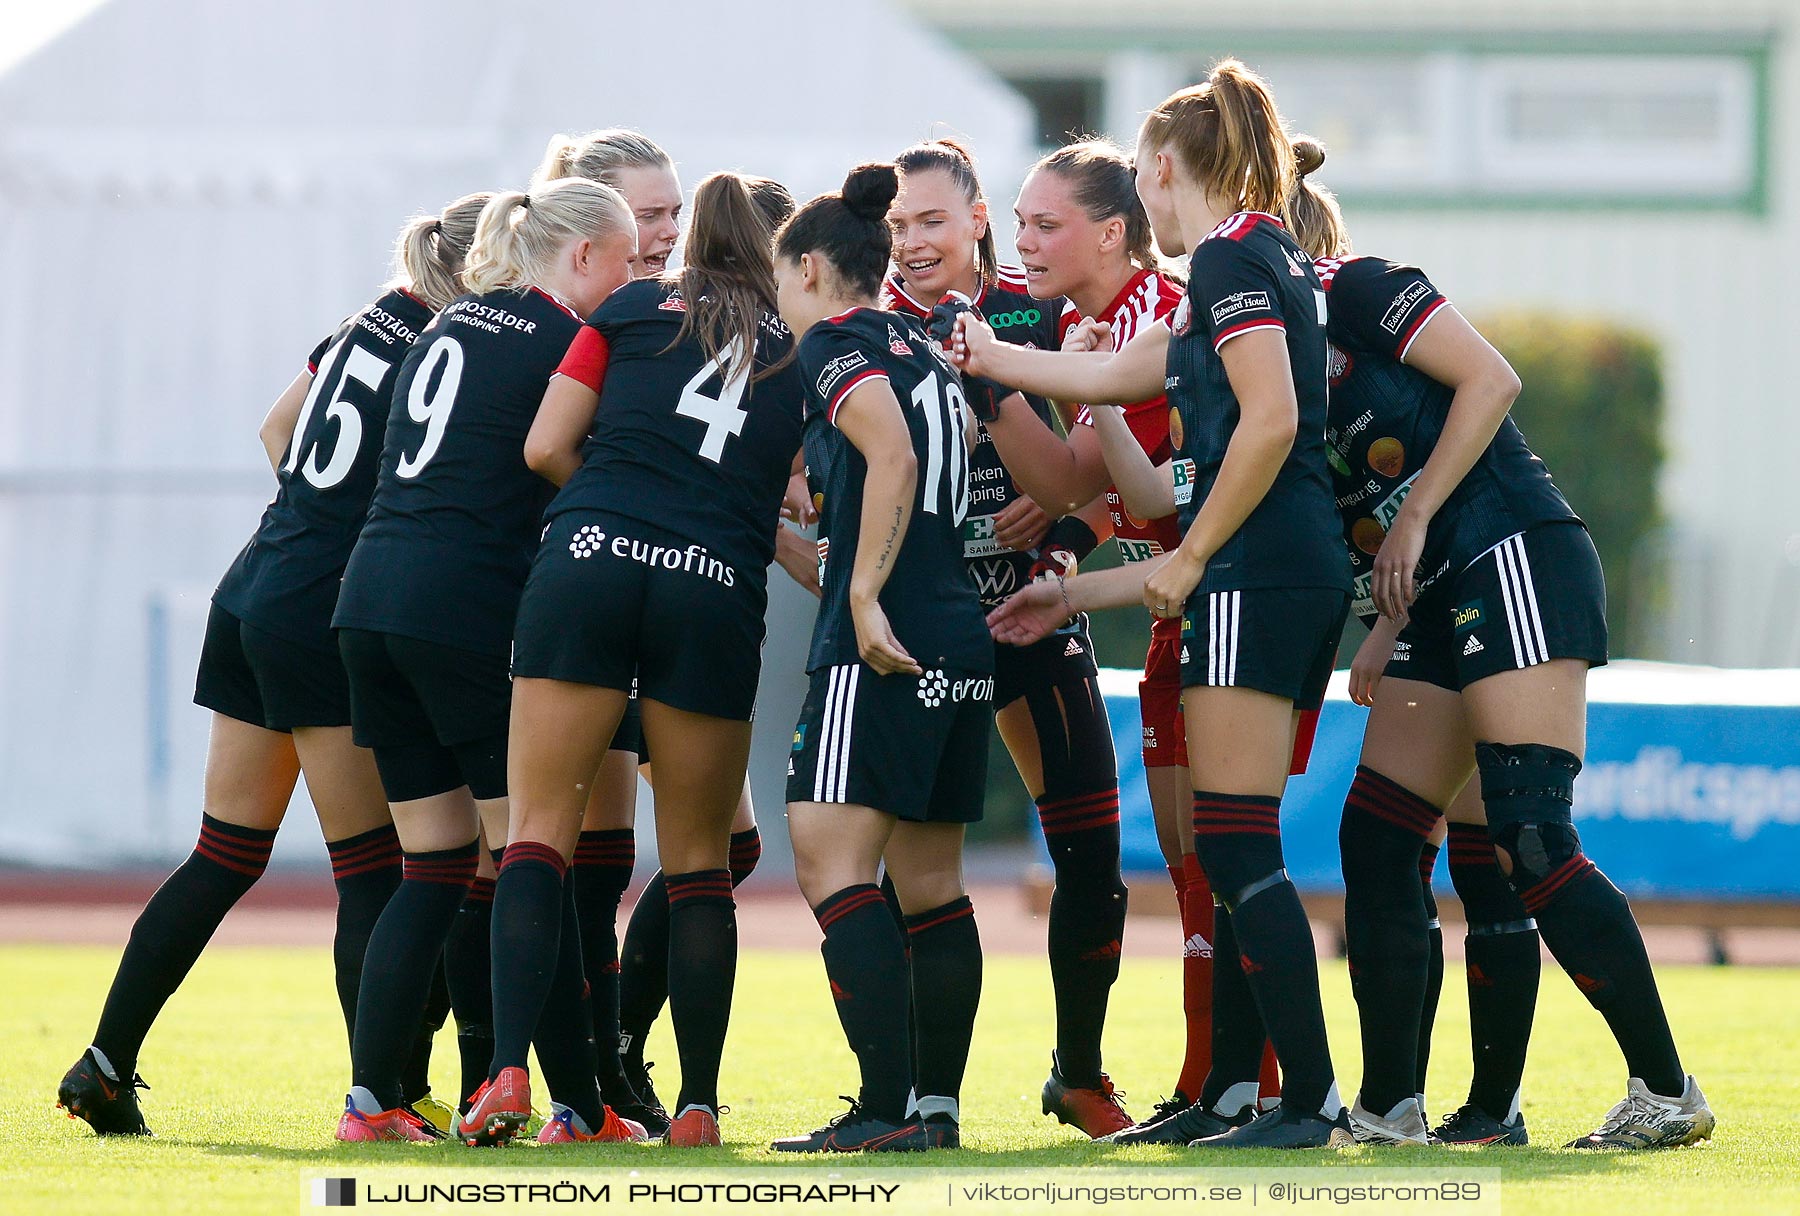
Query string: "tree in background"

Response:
xmin=1481 ymin=314 xmax=1666 ymax=658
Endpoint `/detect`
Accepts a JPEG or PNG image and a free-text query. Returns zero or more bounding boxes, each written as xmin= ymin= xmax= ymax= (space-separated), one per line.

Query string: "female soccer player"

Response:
xmin=969 ymin=61 xmax=1356 ymax=1149
xmin=330 ymin=179 xmax=638 ymax=1142
xmin=1288 ymin=154 xmax=1714 ymax=1150
xmin=455 ymin=171 xmax=804 ymax=1150
xmin=538 ymin=131 xmax=767 ymax=1129
xmin=885 ymin=138 xmax=1130 ymax=1138
xmin=969 ymin=138 xmax=1281 ymax=1144
xmin=55 ymin=195 xmax=489 ymax=1139
xmin=769 ymin=163 xmax=990 ymax=1154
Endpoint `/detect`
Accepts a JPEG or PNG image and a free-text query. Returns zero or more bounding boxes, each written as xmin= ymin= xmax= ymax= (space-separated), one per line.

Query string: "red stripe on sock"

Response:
xmin=500 ymin=841 xmax=568 ymax=878
xmin=1522 ymin=854 xmax=1596 ymax=913
xmin=906 ymin=900 xmax=974 ymax=935
xmin=465 ymin=877 xmax=496 ymax=905
xmin=193 ymin=839 xmax=269 ymax=877
xmin=815 ymin=887 xmax=886 ymax=931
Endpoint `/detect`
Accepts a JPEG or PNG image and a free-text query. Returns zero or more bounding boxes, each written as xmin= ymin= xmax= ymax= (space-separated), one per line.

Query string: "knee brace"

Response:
xmin=1476 ymin=742 xmax=1592 ymax=908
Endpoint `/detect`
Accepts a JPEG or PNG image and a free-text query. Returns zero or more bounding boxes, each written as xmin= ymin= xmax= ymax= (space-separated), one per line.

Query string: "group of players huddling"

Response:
xmin=56 ymin=60 xmax=1714 ymax=1154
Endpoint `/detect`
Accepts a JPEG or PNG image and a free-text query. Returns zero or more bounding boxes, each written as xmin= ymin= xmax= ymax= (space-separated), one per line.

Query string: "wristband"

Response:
xmin=1041 ymin=515 xmax=1100 ymax=563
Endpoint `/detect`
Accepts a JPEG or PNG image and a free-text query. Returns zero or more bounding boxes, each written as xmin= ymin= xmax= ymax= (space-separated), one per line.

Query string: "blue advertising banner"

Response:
xmin=1032 ymin=665 xmax=1800 ymax=901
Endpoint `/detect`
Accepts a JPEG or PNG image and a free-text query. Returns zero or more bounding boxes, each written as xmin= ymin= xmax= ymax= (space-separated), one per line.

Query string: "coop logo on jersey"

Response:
xmin=659 ymin=290 xmax=688 ymax=312
xmin=1380 ymin=281 xmax=1432 ymax=333
xmin=814 ymin=349 xmax=870 ymax=400
xmin=1210 ymin=291 xmax=1270 ymax=326
xmin=887 ymin=325 xmax=912 ymax=356
xmin=988 ymin=308 xmax=1042 ymax=329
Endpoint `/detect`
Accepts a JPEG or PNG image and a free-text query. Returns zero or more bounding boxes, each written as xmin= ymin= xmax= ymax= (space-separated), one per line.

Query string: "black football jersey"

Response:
xmin=884 ymin=265 xmax=1067 ymax=607
xmin=1165 ymin=213 xmax=1350 ymax=594
xmin=547 ymin=279 xmax=807 ymax=586
xmin=800 ymin=307 xmax=993 ymax=675
xmin=213 ymin=288 xmax=434 ymax=653
xmin=332 ymin=286 xmax=582 ymax=657
xmin=1317 ymin=255 xmax=1577 ymax=617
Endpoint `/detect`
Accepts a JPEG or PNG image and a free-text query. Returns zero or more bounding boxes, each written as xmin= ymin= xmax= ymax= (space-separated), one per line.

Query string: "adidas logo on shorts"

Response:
xmin=1183 ymin=933 xmax=1213 ymax=959
xmin=1064 ymin=637 xmax=1083 ymax=658
xmin=1463 ymin=634 xmax=1485 ymax=656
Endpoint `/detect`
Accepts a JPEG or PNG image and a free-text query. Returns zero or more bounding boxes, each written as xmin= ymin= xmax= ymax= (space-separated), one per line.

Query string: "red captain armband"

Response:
xmin=554 ymin=326 xmax=611 ymax=394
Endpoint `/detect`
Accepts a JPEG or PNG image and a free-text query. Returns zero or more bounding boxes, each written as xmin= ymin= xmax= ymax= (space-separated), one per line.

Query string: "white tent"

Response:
xmin=0 ymin=0 xmax=1033 ymax=867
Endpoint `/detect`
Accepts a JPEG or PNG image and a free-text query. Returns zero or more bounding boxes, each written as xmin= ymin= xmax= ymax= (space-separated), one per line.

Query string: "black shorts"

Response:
xmin=194 ymin=602 xmax=351 ymax=731
xmin=1387 ymin=522 xmax=1608 ymax=692
xmin=786 ymin=663 xmax=992 ymax=823
xmin=994 ymin=615 xmax=1099 ymax=708
xmin=1179 ymin=586 xmax=1349 ymax=710
xmin=511 ymin=511 xmax=765 ymax=723
xmin=338 ymin=628 xmax=511 ymax=753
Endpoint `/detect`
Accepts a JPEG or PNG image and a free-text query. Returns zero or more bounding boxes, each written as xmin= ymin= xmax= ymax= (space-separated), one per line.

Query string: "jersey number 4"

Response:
xmin=676 ymin=340 xmax=750 ymax=464
xmin=910 ymin=371 xmax=970 ymax=524
xmin=285 ymin=338 xmax=390 ymax=490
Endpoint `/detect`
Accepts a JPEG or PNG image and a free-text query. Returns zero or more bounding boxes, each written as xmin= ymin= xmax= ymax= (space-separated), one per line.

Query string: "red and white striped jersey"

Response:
xmin=1068 ymin=268 xmax=1186 ymax=568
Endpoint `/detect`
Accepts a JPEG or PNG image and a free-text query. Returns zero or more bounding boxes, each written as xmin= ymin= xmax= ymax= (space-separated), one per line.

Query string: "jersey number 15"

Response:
xmin=285 ymin=338 xmax=390 ymax=490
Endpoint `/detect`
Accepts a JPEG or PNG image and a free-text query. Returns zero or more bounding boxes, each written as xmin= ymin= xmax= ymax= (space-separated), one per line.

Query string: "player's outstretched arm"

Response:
xmin=951 ymin=311 xmax=1168 ymax=407
xmin=1088 ymin=403 xmax=1176 ymax=519
xmin=835 ymin=377 xmax=921 ymax=676
xmin=987 ymin=554 xmax=1167 ymax=647
xmin=259 ymin=369 xmax=314 ymax=473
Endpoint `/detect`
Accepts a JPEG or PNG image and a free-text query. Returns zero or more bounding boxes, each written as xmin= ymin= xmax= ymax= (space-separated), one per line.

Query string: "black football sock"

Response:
xmin=446 ymin=875 xmax=495 ymax=1110
xmin=349 ymin=839 xmax=477 ymax=1110
xmin=1448 ymin=823 xmax=1539 ymax=1118
xmin=1418 ymin=840 xmax=1445 ymax=1101
xmin=1193 ymin=791 xmax=1338 ymax=1117
xmin=1195 ymin=902 xmax=1267 ymax=1115
xmin=92 ymin=815 xmax=277 ymax=1077
xmin=616 ymin=869 xmax=669 ymax=1072
xmin=487 ymin=842 xmax=568 ymax=1076
xmin=1035 ymin=790 xmax=1128 ymax=1087
xmin=1338 ymin=767 xmax=1441 ymax=1115
xmin=401 ymin=956 xmax=452 ymax=1106
xmin=813 ymin=884 xmax=912 ymax=1124
xmin=905 ymin=896 xmax=982 ymax=1110
xmin=617 ymin=828 xmax=760 ymax=1076
xmin=666 ymin=870 xmax=737 ymax=1114
xmin=571 ymin=829 xmax=636 ymax=1107
xmin=326 ymin=823 xmax=401 ymax=1049
xmin=1478 ymin=742 xmax=1684 ymax=1098
xmin=527 ymin=879 xmax=605 ymax=1131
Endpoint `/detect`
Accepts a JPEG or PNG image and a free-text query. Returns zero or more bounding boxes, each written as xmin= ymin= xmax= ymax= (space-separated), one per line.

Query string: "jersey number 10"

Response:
xmin=910 ymin=371 xmax=970 ymax=525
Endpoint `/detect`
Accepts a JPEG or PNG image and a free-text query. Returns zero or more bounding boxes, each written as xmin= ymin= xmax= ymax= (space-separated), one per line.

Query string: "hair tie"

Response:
xmin=429 ymin=219 xmax=444 ymax=236
xmin=519 ymin=195 xmax=532 ymax=211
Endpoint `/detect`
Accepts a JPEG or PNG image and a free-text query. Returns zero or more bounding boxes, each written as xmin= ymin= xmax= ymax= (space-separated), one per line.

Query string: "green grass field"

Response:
xmin=4 ymin=943 xmax=1797 ymax=1215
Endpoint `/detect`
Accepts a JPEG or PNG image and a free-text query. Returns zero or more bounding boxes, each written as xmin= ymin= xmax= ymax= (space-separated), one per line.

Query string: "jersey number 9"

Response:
xmin=396 ymin=336 xmax=466 ymax=480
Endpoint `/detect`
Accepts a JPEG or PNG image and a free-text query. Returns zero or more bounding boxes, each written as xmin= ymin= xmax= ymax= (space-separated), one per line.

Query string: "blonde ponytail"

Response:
xmin=532 ymin=128 xmax=672 ymax=190
xmin=462 ymin=179 xmax=633 ymax=295
xmin=392 ymin=191 xmax=494 ymax=310
xmin=1286 ymin=137 xmax=1351 ymax=260
xmin=1140 ymin=58 xmax=1296 ymax=220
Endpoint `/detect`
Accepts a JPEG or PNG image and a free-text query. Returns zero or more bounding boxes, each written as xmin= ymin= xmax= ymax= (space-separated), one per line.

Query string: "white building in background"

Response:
xmin=0 ymin=0 xmax=1032 ymax=866
xmin=904 ymin=0 xmax=1800 ymax=668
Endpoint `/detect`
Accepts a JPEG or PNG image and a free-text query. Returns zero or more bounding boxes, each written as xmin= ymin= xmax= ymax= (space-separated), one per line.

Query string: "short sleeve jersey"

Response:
xmin=1165 ymin=213 xmax=1349 ymax=594
xmin=332 ymin=286 xmax=582 ymax=656
xmin=1316 ymin=255 xmax=1576 ymax=617
xmin=1067 ymin=268 xmax=1187 ymax=566
xmin=884 ymin=265 xmax=1067 ymax=607
xmin=799 ymin=307 xmax=993 ymax=675
xmin=213 ymin=288 xmax=434 ymax=653
xmin=547 ymin=279 xmax=807 ymax=588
